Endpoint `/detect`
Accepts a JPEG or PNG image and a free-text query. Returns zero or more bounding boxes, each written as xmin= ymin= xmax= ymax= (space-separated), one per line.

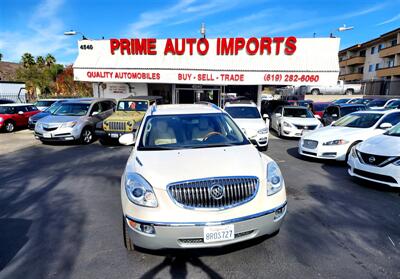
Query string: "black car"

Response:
xmin=0 ymin=99 xmax=15 ymax=104
xmin=322 ymin=104 xmax=367 ymax=126
xmin=261 ymin=100 xmax=290 ymax=120
xmin=348 ymin=98 xmax=374 ymax=105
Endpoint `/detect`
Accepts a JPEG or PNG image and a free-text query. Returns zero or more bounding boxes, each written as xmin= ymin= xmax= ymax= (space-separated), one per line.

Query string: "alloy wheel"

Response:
xmin=82 ymin=129 xmax=92 ymax=143
xmin=5 ymin=122 xmax=14 ymax=132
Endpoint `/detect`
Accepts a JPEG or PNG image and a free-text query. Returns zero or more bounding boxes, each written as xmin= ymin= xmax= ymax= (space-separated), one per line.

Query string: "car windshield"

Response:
xmin=385 ymin=123 xmax=400 ymax=137
xmin=367 ymin=99 xmax=386 ymax=107
xmin=117 ymin=100 xmax=148 ymax=112
xmin=224 ymin=106 xmax=261 ymax=119
xmin=138 ymin=114 xmax=249 ymax=150
xmin=45 ymin=102 xmax=64 ymax=113
xmin=332 ymin=113 xmax=383 ymax=128
xmin=313 ymin=103 xmax=330 ymax=111
xmin=283 ymin=108 xmax=314 ymax=118
xmin=386 ymin=100 xmax=400 ymax=109
xmin=0 ymin=106 xmax=15 ymax=114
xmin=340 ymin=106 xmax=366 ymax=116
xmin=53 ymin=103 xmax=90 ymax=116
xmin=333 ymin=99 xmax=350 ymax=104
xmin=35 ymin=100 xmax=55 ymax=107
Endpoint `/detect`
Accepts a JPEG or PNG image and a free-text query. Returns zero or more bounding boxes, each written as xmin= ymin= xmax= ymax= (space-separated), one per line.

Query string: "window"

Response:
xmin=388 ymin=59 xmax=395 ymax=68
xmin=368 ymin=64 xmax=374 ymax=72
xmin=333 ymin=113 xmax=383 ymax=128
xmin=380 ymin=112 xmax=400 ymax=127
xmin=391 ymin=39 xmax=398 ymax=46
xmin=325 ymin=106 xmax=339 ymax=117
xmin=27 ymin=106 xmax=38 ymax=111
xmin=101 ymin=101 xmax=114 ymax=111
xmin=90 ymin=103 xmax=101 ymax=115
xmin=340 ymin=106 xmax=366 ymax=116
xmin=225 ymin=107 xmax=261 ymax=119
xmin=375 ymin=63 xmax=380 ymax=71
xmin=378 ymin=44 xmax=385 ymax=51
xmin=370 ymin=46 xmax=375 ymax=54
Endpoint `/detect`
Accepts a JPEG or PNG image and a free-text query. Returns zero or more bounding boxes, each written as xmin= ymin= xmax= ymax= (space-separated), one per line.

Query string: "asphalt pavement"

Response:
xmin=0 ymin=134 xmax=399 ymax=279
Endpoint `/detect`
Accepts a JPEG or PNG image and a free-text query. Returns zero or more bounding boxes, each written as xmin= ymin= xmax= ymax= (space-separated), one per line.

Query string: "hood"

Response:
xmin=358 ymin=134 xmax=400 ymax=156
xmin=131 ymin=145 xmax=265 ymax=190
xmin=38 ymin=115 xmax=81 ymax=125
xmin=233 ymin=118 xmax=267 ymax=137
xmin=283 ymin=117 xmax=321 ymax=126
xmin=107 ymin=111 xmax=144 ymax=121
xmin=31 ymin=111 xmax=50 ymax=121
xmin=303 ymin=126 xmax=372 ymax=141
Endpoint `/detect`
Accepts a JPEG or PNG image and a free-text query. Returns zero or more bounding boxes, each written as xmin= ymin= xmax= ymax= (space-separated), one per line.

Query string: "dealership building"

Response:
xmin=73 ymin=37 xmax=340 ymax=106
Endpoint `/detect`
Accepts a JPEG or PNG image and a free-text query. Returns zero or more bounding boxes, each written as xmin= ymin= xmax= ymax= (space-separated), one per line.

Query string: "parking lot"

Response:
xmin=0 ymin=132 xmax=399 ymax=279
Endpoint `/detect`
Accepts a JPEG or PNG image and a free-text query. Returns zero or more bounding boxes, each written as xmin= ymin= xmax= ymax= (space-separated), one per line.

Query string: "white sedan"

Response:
xmin=270 ymin=106 xmax=322 ymax=138
xmin=299 ymin=110 xmax=400 ymax=161
xmin=348 ymin=123 xmax=400 ymax=187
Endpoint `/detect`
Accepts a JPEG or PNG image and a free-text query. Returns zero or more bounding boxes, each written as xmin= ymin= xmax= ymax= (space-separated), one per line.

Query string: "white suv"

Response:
xmin=119 ymin=104 xmax=287 ymax=250
xmin=224 ymin=100 xmax=269 ymax=151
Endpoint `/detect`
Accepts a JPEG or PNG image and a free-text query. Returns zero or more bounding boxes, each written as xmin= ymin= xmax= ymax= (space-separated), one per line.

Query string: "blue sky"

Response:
xmin=0 ymin=0 xmax=399 ymax=64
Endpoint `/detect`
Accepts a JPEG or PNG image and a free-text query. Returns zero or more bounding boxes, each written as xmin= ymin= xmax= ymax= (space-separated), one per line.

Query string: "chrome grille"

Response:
xmin=108 ymin=121 xmax=127 ymax=131
xmin=303 ymin=139 xmax=318 ymax=149
xmin=167 ymin=177 xmax=259 ymax=209
xmin=294 ymin=124 xmax=317 ymax=130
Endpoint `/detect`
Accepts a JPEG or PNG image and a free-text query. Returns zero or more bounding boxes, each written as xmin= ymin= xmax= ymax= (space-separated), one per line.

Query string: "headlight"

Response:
xmin=61 ymin=121 xmax=77 ymax=128
xmin=104 ymin=121 xmax=109 ymax=125
xmin=257 ymin=127 xmax=268 ymax=134
xmin=267 ymin=161 xmax=284 ymax=196
xmin=283 ymin=121 xmax=292 ymax=128
xmin=127 ymin=121 xmax=133 ymax=126
xmin=36 ymin=122 xmax=42 ymax=129
xmin=0 ymin=117 xmax=3 ymax=122
xmin=350 ymin=146 xmax=357 ymax=158
xmin=124 ymin=173 xmax=158 ymax=207
xmin=28 ymin=117 xmax=32 ymax=122
xmin=393 ymin=159 xmax=400 ymax=166
xmin=323 ymin=139 xmax=349 ymax=146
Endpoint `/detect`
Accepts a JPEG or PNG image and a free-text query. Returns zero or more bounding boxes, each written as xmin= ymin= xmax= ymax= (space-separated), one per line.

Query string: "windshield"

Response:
xmin=367 ymin=99 xmax=386 ymax=107
xmin=333 ymin=99 xmax=350 ymax=104
xmin=45 ymin=101 xmax=64 ymax=113
xmin=386 ymin=100 xmax=400 ymax=109
xmin=224 ymin=106 xmax=261 ymax=119
xmin=283 ymin=108 xmax=314 ymax=118
xmin=385 ymin=123 xmax=400 ymax=137
xmin=313 ymin=103 xmax=330 ymax=111
xmin=332 ymin=113 xmax=383 ymax=128
xmin=117 ymin=100 xmax=148 ymax=112
xmin=35 ymin=100 xmax=55 ymax=107
xmin=53 ymin=103 xmax=90 ymax=116
xmin=0 ymin=106 xmax=15 ymax=114
xmin=138 ymin=114 xmax=249 ymax=150
xmin=340 ymin=106 xmax=366 ymax=116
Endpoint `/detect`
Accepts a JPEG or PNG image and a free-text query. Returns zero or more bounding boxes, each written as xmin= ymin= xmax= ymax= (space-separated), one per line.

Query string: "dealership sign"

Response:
xmin=73 ymin=37 xmax=340 ymax=85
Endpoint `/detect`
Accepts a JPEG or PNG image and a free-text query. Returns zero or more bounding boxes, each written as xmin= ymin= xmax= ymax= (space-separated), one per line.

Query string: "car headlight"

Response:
xmin=0 ymin=117 xmax=3 ymax=122
xmin=323 ymin=139 xmax=349 ymax=146
xmin=257 ymin=127 xmax=268 ymax=134
xmin=283 ymin=121 xmax=292 ymax=128
xmin=104 ymin=121 xmax=109 ymax=126
xmin=127 ymin=121 xmax=133 ymax=126
xmin=61 ymin=121 xmax=77 ymax=128
xmin=124 ymin=173 xmax=158 ymax=207
xmin=267 ymin=161 xmax=284 ymax=196
xmin=36 ymin=122 xmax=42 ymax=129
xmin=28 ymin=117 xmax=32 ymax=122
xmin=350 ymin=146 xmax=357 ymax=158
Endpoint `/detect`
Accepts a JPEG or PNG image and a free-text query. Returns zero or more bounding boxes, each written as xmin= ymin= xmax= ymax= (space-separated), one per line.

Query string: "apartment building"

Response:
xmin=339 ymin=28 xmax=400 ymax=95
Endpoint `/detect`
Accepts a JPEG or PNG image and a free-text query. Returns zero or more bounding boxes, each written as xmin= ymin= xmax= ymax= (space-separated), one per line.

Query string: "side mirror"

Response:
xmin=379 ymin=122 xmax=392 ymax=130
xmin=331 ymin=114 xmax=338 ymax=118
xmin=119 ymin=133 xmax=136 ymax=145
xmin=18 ymin=111 xmax=24 ymax=115
xmin=275 ymin=113 xmax=282 ymax=117
xmin=263 ymin=114 xmax=269 ymax=119
xmin=91 ymin=111 xmax=99 ymax=116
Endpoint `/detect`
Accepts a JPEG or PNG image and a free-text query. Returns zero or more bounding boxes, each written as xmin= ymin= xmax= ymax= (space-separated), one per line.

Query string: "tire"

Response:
xmin=311 ymin=89 xmax=319 ymax=95
xmin=123 ymin=216 xmax=135 ymax=251
xmin=4 ymin=121 xmax=15 ymax=133
xmin=344 ymin=89 xmax=353 ymax=95
xmin=80 ymin=127 xmax=94 ymax=145
xmin=277 ymin=125 xmax=282 ymax=137
xmin=345 ymin=141 xmax=361 ymax=163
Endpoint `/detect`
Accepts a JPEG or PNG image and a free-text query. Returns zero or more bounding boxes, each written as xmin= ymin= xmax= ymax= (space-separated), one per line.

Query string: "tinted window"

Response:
xmin=333 ymin=113 xmax=383 ymax=128
xmin=380 ymin=112 xmax=400 ymax=126
xmin=225 ymin=107 xmax=261 ymax=119
xmin=386 ymin=100 xmax=400 ymax=109
xmin=340 ymin=106 xmax=366 ymax=116
xmin=333 ymin=99 xmax=350 ymax=104
xmin=27 ymin=106 xmax=38 ymax=111
xmin=35 ymin=100 xmax=56 ymax=107
xmin=101 ymin=101 xmax=113 ymax=111
xmin=367 ymin=99 xmax=386 ymax=107
xmin=283 ymin=108 xmax=314 ymax=118
xmin=385 ymin=123 xmax=400 ymax=137
xmin=325 ymin=106 xmax=339 ymax=116
xmin=117 ymin=100 xmax=148 ymax=112
xmin=0 ymin=106 xmax=16 ymax=114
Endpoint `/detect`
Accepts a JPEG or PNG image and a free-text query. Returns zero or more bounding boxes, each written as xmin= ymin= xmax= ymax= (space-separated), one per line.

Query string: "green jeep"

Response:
xmin=96 ymin=96 xmax=162 ymax=144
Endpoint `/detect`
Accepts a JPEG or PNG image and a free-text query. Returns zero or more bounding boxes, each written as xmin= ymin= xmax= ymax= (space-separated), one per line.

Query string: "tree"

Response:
xmin=55 ymin=65 xmax=92 ymax=97
xmin=0 ymin=53 xmax=2 ymax=61
xmin=21 ymin=53 xmax=35 ymax=68
xmin=36 ymin=56 xmax=45 ymax=67
xmin=45 ymin=54 xmax=56 ymax=67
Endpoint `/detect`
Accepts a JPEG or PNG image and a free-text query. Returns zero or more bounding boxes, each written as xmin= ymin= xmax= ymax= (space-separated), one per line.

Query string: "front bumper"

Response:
xmin=298 ymin=139 xmax=350 ymax=161
xmin=282 ymin=126 xmax=317 ymax=138
xmin=249 ymin=133 xmax=269 ymax=147
xmin=34 ymin=126 xmax=80 ymax=142
xmin=95 ymin=129 xmax=132 ymax=139
xmin=347 ymin=155 xmax=400 ymax=187
xmin=125 ymin=202 xmax=286 ymax=250
xmin=28 ymin=121 xmax=36 ymax=130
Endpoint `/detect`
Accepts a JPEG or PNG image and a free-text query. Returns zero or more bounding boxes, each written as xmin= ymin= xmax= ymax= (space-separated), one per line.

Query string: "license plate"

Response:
xmin=43 ymin=133 xmax=51 ymax=138
xmin=110 ymin=133 xmax=119 ymax=138
xmin=203 ymin=224 xmax=234 ymax=243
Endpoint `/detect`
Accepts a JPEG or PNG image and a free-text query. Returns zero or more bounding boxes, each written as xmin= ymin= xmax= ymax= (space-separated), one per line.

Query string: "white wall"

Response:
xmin=92 ymin=83 xmax=148 ymax=100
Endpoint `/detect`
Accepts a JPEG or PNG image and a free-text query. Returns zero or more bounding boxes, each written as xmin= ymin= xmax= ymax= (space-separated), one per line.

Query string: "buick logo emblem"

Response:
xmin=210 ymin=184 xmax=224 ymax=200
xmin=368 ymin=156 xmax=376 ymax=163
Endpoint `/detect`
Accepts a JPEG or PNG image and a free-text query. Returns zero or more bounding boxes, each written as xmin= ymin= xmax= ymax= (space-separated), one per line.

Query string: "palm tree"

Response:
xmin=36 ymin=56 xmax=45 ymax=67
xmin=21 ymin=53 xmax=35 ymax=67
xmin=45 ymin=54 xmax=56 ymax=67
xmin=0 ymin=53 xmax=3 ymax=61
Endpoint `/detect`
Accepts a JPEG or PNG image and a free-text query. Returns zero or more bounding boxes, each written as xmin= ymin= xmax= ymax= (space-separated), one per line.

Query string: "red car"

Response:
xmin=0 ymin=104 xmax=40 ymax=132
xmin=311 ymin=102 xmax=331 ymax=119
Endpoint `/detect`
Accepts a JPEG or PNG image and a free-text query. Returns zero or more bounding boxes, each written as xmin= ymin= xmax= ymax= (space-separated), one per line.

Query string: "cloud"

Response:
xmin=0 ymin=0 xmax=71 ymax=63
xmin=377 ymin=13 xmax=400 ymax=25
